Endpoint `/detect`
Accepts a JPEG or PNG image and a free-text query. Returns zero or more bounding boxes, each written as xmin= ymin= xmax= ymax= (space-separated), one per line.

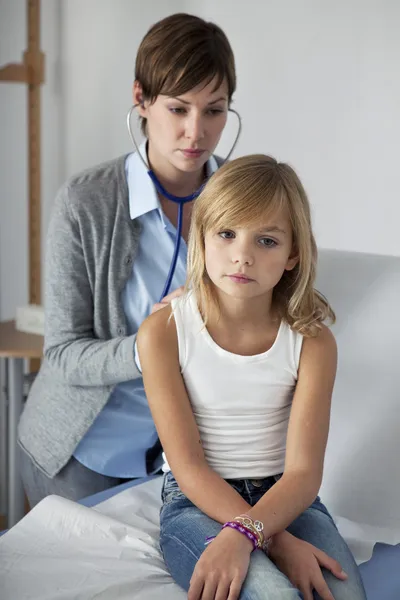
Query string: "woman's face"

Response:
xmin=134 ymin=78 xmax=229 ymax=175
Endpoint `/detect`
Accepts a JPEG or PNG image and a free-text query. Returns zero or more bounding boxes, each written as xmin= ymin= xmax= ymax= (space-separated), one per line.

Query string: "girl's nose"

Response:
xmin=232 ymin=242 xmax=254 ymax=266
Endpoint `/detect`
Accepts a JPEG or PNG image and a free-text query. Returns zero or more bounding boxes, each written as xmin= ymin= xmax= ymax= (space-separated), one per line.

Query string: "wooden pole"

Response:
xmin=0 ymin=0 xmax=44 ymax=371
xmin=25 ymin=0 xmax=44 ymax=309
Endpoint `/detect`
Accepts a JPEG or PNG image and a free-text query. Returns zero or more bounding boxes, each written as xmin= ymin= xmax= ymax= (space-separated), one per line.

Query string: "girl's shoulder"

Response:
xmin=301 ymin=322 xmax=336 ymax=346
xmin=137 ymin=304 xmax=179 ymax=369
xmin=299 ymin=323 xmax=337 ymax=368
xmin=138 ymin=291 xmax=196 ymax=358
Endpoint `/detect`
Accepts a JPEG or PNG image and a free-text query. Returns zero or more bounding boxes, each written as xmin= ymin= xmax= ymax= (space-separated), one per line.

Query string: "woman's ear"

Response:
xmin=133 ymin=80 xmax=146 ymax=117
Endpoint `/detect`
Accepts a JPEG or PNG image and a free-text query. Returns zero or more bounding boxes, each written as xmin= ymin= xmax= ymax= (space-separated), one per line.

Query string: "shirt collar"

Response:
xmin=126 ymin=141 xmax=220 ymax=221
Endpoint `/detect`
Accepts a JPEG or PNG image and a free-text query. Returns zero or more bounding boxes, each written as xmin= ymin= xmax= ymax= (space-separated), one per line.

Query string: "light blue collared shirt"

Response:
xmin=74 ymin=144 xmax=218 ymax=477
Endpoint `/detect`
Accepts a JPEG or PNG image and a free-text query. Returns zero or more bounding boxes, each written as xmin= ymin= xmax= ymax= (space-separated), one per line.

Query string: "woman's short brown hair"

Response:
xmin=135 ymin=13 xmax=236 ymax=134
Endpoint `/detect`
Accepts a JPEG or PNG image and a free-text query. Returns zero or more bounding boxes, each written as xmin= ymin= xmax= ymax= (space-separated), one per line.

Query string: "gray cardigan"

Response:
xmin=18 ymin=155 xmax=143 ymax=477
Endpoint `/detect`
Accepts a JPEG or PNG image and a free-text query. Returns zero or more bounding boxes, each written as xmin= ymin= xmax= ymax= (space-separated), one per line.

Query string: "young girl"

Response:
xmin=137 ymin=155 xmax=366 ymax=600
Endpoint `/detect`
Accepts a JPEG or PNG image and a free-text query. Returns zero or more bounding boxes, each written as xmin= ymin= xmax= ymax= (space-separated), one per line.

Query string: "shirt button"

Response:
xmin=125 ymin=255 xmax=132 ymax=265
xmin=117 ymin=327 xmax=124 ymax=335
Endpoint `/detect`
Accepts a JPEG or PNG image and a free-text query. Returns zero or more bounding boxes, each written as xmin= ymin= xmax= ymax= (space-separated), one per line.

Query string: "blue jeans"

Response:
xmin=159 ymin=472 xmax=367 ymax=599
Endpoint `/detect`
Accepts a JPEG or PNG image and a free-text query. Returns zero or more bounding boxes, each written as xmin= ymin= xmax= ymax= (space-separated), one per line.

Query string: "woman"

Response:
xmin=18 ymin=12 xmax=236 ymax=505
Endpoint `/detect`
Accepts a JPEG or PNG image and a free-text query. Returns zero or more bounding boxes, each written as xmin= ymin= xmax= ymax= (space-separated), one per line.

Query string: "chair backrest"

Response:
xmin=315 ymin=249 xmax=400 ymax=531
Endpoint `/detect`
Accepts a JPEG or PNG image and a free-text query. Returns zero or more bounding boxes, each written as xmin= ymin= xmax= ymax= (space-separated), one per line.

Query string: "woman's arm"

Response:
xmin=44 ymin=186 xmax=140 ymax=387
xmin=246 ymin=324 xmax=337 ymax=538
xmin=137 ymin=306 xmax=251 ymax=520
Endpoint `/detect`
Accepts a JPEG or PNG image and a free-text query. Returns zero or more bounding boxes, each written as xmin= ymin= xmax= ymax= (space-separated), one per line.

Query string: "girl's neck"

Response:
xmin=202 ymin=289 xmax=280 ymax=357
xmin=147 ymin=142 xmax=206 ymax=198
xmin=209 ymin=289 xmax=277 ymax=331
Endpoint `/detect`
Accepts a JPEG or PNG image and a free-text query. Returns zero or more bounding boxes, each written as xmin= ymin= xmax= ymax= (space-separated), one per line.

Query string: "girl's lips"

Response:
xmin=228 ymin=274 xmax=254 ymax=284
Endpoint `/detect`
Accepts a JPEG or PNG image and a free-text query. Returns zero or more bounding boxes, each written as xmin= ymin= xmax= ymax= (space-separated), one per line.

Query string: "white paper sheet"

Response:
xmin=0 ymin=478 xmax=185 ymax=600
xmin=1 ymin=474 xmax=398 ymax=600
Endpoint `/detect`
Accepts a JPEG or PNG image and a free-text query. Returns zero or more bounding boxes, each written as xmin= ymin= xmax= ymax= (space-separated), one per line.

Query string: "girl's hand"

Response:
xmin=188 ymin=528 xmax=253 ymax=600
xmin=269 ymin=530 xmax=348 ymax=600
xmin=151 ymin=286 xmax=185 ymax=314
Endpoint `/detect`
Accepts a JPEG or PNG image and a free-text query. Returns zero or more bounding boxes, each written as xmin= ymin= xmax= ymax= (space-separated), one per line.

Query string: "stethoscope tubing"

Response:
xmin=126 ymin=104 xmax=242 ymax=300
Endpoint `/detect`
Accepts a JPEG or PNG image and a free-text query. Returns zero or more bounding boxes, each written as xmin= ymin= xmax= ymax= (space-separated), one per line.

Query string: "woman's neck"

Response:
xmin=147 ymin=142 xmax=206 ymax=198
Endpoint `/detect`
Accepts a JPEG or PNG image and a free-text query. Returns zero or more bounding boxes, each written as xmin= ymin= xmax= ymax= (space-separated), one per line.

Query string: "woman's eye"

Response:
xmin=207 ymin=108 xmax=225 ymax=116
xmin=169 ymin=107 xmax=186 ymax=115
xmin=260 ymin=237 xmax=277 ymax=247
xmin=219 ymin=231 xmax=235 ymax=239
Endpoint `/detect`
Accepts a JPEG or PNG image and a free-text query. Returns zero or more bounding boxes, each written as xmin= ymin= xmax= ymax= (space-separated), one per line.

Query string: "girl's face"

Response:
xmin=134 ymin=78 xmax=229 ymax=175
xmin=204 ymin=212 xmax=298 ymax=302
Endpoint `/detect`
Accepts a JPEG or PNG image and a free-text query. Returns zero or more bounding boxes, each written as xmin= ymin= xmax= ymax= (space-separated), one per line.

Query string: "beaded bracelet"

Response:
xmin=204 ymin=530 xmax=272 ymax=554
xmin=203 ymin=514 xmax=271 ymax=554
xmin=204 ymin=526 xmax=258 ymax=550
xmin=233 ymin=515 xmax=264 ymax=548
xmin=236 ymin=514 xmax=264 ymax=533
xmin=235 ymin=515 xmax=273 ymax=555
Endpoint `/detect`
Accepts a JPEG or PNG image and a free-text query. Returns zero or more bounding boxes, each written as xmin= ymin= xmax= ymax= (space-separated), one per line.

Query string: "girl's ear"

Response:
xmin=133 ymin=80 xmax=147 ymax=117
xmin=285 ymin=249 xmax=299 ymax=272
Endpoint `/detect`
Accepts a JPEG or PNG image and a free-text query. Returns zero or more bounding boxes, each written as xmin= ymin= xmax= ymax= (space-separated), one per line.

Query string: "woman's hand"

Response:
xmin=268 ymin=530 xmax=348 ymax=600
xmin=151 ymin=286 xmax=185 ymax=314
xmin=188 ymin=528 xmax=253 ymax=600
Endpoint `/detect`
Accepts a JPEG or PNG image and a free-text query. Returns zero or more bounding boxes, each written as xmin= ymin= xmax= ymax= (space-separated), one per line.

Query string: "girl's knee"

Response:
xmin=239 ymin=551 xmax=301 ymax=599
xmin=317 ymin=570 xmax=367 ymax=600
xmin=240 ymin=580 xmax=301 ymax=600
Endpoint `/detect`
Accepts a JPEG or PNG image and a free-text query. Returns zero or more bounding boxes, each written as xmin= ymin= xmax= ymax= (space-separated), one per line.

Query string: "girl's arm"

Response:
xmin=247 ymin=324 xmax=337 ymax=539
xmin=139 ymin=311 xmax=345 ymax=599
xmin=137 ymin=306 xmax=251 ymax=520
xmin=138 ymin=310 xmax=336 ymax=538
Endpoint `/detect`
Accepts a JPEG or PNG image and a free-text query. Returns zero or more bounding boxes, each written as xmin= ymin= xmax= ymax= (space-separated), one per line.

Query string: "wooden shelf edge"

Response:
xmin=0 ymin=63 xmax=28 ymax=83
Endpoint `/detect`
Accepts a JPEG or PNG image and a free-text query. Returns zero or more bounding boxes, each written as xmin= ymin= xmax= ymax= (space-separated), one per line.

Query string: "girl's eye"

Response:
xmin=207 ymin=108 xmax=225 ymax=116
xmin=260 ymin=237 xmax=277 ymax=248
xmin=219 ymin=230 xmax=235 ymax=239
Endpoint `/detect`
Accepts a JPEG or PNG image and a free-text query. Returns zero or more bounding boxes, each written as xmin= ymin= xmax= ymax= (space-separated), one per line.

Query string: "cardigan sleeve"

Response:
xmin=43 ymin=184 xmax=141 ymax=387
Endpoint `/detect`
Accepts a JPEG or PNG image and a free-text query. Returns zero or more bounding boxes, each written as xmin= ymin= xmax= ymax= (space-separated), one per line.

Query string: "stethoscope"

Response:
xmin=126 ymin=104 xmax=242 ymax=301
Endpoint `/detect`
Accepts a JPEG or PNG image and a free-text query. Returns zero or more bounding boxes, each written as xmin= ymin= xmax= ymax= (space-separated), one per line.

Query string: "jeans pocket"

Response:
xmin=161 ymin=471 xmax=186 ymax=504
xmin=226 ymin=479 xmax=245 ymax=495
xmin=310 ymin=495 xmax=338 ymax=527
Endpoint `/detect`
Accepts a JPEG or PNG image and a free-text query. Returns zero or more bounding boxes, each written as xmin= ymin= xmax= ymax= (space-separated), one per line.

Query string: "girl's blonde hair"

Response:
xmin=186 ymin=154 xmax=335 ymax=337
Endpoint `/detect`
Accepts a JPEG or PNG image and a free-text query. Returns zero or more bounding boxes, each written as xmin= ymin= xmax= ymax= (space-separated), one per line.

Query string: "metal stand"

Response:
xmin=7 ymin=358 xmax=25 ymax=528
xmin=0 ymin=358 xmax=9 ymax=516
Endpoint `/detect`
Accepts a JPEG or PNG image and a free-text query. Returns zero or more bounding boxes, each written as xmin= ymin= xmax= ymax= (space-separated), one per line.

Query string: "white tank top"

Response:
xmin=163 ymin=292 xmax=304 ymax=479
